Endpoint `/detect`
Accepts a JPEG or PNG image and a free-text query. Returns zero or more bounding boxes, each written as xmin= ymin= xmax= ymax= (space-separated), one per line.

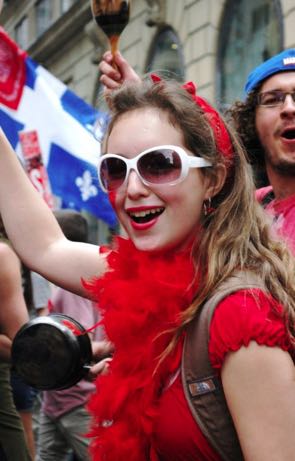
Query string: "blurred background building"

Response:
xmin=1 ymin=0 xmax=295 ymax=240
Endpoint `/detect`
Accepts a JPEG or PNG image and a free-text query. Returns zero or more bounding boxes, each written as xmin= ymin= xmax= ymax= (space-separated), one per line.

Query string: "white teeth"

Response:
xmin=129 ymin=207 xmax=163 ymax=218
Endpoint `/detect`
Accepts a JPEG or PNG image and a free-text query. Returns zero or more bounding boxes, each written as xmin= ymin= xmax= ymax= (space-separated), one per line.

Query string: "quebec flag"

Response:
xmin=0 ymin=27 xmax=116 ymax=227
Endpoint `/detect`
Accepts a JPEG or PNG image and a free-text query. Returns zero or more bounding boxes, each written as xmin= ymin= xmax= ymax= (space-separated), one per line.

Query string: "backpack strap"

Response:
xmin=181 ymin=272 xmax=265 ymax=461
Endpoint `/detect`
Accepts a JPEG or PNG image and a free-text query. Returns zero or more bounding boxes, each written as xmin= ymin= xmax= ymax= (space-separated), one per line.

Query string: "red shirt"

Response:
xmin=152 ymin=289 xmax=291 ymax=461
xmin=256 ymin=186 xmax=295 ymax=256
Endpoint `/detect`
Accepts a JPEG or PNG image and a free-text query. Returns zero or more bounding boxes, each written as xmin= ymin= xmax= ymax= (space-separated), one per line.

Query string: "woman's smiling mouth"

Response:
xmin=127 ymin=207 xmax=165 ymax=224
xmin=126 ymin=207 xmax=165 ymax=230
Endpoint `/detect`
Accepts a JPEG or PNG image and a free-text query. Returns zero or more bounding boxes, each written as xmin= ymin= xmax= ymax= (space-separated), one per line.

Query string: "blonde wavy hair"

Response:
xmin=104 ymin=78 xmax=295 ymax=349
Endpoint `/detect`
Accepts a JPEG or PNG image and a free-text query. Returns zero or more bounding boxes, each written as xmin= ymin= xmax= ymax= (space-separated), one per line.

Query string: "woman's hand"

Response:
xmin=86 ymin=339 xmax=114 ymax=380
xmin=99 ymin=51 xmax=141 ymax=91
xmin=92 ymin=339 xmax=114 ymax=361
xmin=87 ymin=357 xmax=112 ymax=381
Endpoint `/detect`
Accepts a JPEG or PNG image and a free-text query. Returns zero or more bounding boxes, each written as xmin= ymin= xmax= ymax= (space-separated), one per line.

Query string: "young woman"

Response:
xmin=0 ymin=77 xmax=295 ymax=461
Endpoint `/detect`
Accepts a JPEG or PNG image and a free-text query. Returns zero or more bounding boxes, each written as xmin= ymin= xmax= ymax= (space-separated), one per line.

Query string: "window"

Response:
xmin=146 ymin=27 xmax=185 ymax=82
xmin=36 ymin=0 xmax=53 ymax=37
xmin=217 ymin=0 xmax=283 ymax=109
xmin=15 ymin=16 xmax=29 ymax=49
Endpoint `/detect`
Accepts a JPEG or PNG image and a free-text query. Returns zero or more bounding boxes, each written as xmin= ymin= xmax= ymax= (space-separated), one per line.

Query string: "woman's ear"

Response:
xmin=204 ymin=164 xmax=227 ymax=200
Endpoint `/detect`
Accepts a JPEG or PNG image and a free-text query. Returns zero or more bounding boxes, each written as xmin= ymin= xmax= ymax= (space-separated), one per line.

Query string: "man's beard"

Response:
xmin=272 ymin=159 xmax=295 ymax=176
xmin=265 ymin=148 xmax=295 ymax=176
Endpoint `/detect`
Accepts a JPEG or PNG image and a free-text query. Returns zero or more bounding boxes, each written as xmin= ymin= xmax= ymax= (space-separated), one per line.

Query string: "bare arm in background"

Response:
xmin=0 ymin=242 xmax=29 ymax=361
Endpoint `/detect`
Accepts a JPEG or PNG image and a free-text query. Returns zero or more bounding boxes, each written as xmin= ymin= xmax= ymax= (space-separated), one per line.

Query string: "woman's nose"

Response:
xmin=126 ymin=170 xmax=150 ymax=197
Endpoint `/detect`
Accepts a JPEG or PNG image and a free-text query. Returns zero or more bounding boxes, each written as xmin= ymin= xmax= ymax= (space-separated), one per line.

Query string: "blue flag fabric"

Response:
xmin=0 ymin=29 xmax=116 ymax=227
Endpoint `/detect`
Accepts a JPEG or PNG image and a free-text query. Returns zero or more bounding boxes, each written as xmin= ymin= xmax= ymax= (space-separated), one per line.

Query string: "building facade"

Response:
xmin=1 ymin=0 xmax=295 ymax=239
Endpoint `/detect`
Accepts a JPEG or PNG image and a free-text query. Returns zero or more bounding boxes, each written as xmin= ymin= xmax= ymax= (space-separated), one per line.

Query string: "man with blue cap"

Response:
xmin=229 ymin=49 xmax=295 ymax=255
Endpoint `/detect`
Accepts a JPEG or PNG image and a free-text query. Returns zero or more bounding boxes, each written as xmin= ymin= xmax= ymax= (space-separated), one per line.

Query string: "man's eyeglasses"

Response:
xmin=257 ymin=90 xmax=295 ymax=107
xmin=97 ymin=145 xmax=212 ymax=193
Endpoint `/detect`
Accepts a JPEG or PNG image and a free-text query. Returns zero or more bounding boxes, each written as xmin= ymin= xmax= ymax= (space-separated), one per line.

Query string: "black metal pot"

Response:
xmin=11 ymin=314 xmax=93 ymax=390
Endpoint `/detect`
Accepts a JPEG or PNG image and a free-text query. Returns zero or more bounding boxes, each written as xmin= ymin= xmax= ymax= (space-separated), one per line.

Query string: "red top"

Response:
xmin=256 ymin=186 xmax=295 ymax=256
xmin=152 ymin=289 xmax=291 ymax=461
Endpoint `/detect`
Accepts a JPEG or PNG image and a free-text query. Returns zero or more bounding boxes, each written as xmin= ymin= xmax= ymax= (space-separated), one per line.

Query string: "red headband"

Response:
xmin=151 ymin=75 xmax=233 ymax=164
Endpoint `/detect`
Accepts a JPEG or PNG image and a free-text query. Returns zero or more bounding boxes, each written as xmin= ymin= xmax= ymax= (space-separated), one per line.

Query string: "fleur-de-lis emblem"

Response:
xmin=75 ymin=170 xmax=98 ymax=201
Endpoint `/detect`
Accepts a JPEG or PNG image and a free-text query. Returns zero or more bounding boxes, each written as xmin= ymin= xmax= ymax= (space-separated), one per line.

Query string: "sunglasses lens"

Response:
xmin=138 ymin=149 xmax=182 ymax=184
xmin=100 ymin=157 xmax=127 ymax=191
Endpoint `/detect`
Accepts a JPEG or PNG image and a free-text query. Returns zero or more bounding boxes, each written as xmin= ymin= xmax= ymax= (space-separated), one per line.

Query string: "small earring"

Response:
xmin=203 ymin=197 xmax=213 ymax=216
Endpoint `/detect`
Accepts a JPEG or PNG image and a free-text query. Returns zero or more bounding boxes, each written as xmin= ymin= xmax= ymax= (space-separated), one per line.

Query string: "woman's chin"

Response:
xmin=132 ymin=235 xmax=184 ymax=254
xmin=132 ymin=236 xmax=167 ymax=253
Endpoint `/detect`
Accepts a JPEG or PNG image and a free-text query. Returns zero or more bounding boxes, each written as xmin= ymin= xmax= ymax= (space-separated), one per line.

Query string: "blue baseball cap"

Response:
xmin=245 ymin=48 xmax=295 ymax=94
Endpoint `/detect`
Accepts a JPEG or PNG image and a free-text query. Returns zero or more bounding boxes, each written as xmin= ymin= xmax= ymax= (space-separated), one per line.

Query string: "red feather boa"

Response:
xmin=85 ymin=237 xmax=196 ymax=461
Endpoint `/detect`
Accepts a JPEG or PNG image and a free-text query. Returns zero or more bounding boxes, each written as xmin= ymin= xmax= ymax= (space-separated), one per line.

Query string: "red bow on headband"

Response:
xmin=150 ymin=74 xmax=233 ymax=164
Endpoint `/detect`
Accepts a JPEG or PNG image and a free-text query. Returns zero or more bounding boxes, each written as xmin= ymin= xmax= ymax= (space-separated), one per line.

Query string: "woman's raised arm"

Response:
xmin=0 ymin=129 xmax=107 ymax=295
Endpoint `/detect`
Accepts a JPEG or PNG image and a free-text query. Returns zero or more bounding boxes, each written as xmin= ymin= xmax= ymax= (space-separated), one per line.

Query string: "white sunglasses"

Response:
xmin=97 ymin=145 xmax=212 ymax=192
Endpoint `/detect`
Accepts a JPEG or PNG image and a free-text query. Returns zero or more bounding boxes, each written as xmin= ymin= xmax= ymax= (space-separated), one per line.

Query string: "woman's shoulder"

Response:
xmin=209 ymin=289 xmax=290 ymax=370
